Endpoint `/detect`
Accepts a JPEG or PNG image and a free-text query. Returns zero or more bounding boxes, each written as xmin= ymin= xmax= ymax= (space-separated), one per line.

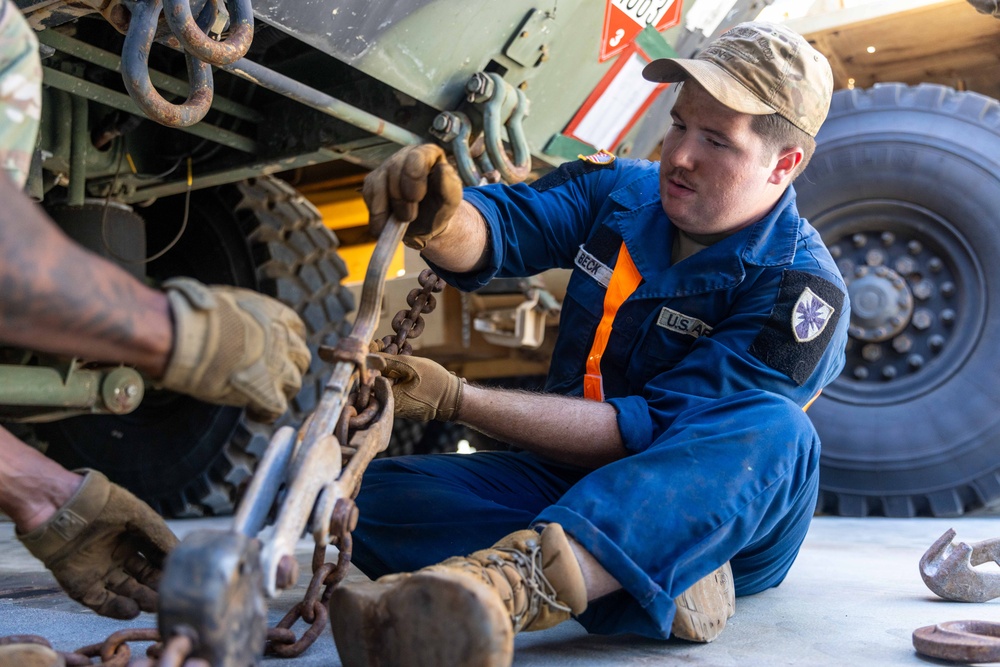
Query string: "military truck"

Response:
xmin=3 ymin=0 xmax=771 ymax=516
xmin=6 ymin=0 xmax=1000 ymax=520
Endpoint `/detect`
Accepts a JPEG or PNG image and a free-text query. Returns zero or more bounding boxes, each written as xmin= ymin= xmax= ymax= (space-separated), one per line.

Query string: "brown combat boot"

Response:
xmin=671 ymin=561 xmax=736 ymax=643
xmin=330 ymin=523 xmax=587 ymax=667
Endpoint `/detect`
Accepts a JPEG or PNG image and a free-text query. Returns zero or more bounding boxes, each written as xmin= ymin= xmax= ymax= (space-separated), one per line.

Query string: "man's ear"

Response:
xmin=769 ymin=147 xmax=804 ymax=185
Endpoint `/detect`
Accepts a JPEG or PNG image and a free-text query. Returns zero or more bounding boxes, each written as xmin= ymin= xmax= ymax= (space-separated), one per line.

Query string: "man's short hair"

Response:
xmin=749 ymin=112 xmax=816 ymax=180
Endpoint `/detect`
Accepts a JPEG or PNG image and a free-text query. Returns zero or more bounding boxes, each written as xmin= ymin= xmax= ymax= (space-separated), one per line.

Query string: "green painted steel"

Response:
xmin=41 ymin=67 xmax=258 ymax=155
xmin=0 ymin=365 xmax=100 ymax=408
xmin=37 ymin=30 xmax=262 ymax=123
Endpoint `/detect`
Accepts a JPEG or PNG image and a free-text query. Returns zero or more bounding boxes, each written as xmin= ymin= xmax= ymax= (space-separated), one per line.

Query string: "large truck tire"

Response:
xmin=797 ymin=83 xmax=1000 ymax=517
xmin=35 ymin=177 xmax=354 ymax=517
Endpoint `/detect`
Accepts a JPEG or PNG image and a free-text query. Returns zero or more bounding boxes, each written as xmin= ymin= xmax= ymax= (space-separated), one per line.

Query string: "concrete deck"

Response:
xmin=2 ymin=516 xmax=1000 ymax=666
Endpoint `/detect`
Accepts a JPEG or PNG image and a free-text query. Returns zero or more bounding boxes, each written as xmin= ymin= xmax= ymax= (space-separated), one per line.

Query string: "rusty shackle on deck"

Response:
xmin=919 ymin=528 xmax=1000 ymax=603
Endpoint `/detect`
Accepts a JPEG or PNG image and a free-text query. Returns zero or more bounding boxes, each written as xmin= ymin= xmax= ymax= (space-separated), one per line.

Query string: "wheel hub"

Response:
xmin=817 ymin=200 xmax=980 ymax=400
xmin=847 ymin=266 xmax=913 ymax=342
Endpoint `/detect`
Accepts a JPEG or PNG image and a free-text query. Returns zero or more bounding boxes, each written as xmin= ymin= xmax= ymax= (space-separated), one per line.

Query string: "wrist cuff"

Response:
xmin=17 ymin=469 xmax=110 ymax=560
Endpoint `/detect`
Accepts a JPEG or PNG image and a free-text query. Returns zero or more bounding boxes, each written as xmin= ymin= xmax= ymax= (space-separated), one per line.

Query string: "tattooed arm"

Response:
xmin=0 ymin=176 xmax=173 ymax=377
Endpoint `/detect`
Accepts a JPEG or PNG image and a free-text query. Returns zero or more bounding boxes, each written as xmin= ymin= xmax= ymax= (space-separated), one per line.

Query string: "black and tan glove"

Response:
xmin=373 ymin=352 xmax=464 ymax=422
xmin=17 ymin=470 xmax=179 ymax=620
xmin=161 ymin=278 xmax=311 ymax=422
xmin=362 ymin=144 xmax=463 ymax=250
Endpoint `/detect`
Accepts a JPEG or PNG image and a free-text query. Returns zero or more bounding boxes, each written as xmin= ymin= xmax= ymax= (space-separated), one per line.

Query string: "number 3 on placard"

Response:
xmin=609 ymin=28 xmax=625 ymax=47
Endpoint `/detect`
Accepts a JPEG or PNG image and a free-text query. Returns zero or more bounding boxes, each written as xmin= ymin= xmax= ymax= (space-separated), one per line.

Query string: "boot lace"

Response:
xmin=486 ymin=542 xmax=571 ymax=632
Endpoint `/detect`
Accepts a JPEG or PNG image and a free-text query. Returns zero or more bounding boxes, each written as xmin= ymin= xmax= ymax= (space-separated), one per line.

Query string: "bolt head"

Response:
xmin=912 ymin=309 xmax=933 ymax=331
xmin=853 ymin=233 xmax=867 ymax=248
xmin=882 ymin=366 xmax=898 ymax=380
xmin=861 ymin=343 xmax=883 ymax=362
xmin=908 ymin=354 xmax=925 ymax=370
xmin=908 ymin=240 xmax=923 ymax=255
xmin=853 ymin=366 xmax=870 ymax=380
xmin=881 ymin=231 xmax=896 ymax=246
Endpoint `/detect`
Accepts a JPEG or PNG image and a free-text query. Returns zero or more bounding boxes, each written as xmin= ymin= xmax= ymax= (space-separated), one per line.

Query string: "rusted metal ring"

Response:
xmin=163 ymin=0 xmax=254 ymax=65
xmin=121 ymin=0 xmax=214 ymax=127
xmin=914 ymin=620 xmax=1000 ymax=663
xmin=268 ymin=600 xmax=328 ymax=658
xmin=0 ymin=635 xmax=51 ymax=647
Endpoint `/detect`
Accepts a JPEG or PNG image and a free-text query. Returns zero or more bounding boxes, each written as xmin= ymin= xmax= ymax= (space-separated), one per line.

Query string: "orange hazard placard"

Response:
xmin=600 ymin=0 xmax=683 ymax=62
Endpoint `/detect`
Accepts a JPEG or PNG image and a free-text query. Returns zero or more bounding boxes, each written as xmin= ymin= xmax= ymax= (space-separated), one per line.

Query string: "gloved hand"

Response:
xmin=17 ymin=470 xmax=179 ymax=620
xmin=161 ymin=278 xmax=311 ymax=422
xmin=362 ymin=144 xmax=463 ymax=250
xmin=372 ymin=352 xmax=464 ymax=422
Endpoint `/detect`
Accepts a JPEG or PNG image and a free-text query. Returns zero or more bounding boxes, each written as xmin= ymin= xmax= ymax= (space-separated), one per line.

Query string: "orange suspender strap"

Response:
xmin=584 ymin=243 xmax=642 ymax=402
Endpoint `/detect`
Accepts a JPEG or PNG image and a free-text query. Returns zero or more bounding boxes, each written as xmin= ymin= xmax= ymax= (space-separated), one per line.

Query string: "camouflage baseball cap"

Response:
xmin=642 ymin=21 xmax=833 ymax=137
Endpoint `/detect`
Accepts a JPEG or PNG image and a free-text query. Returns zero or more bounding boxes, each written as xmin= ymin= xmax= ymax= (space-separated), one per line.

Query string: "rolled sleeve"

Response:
xmin=424 ymin=189 xmax=505 ymax=291
xmin=607 ymin=395 xmax=654 ymax=454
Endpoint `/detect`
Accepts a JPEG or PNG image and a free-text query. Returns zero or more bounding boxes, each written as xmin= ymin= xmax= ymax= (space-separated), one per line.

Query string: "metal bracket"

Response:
xmin=432 ymin=71 xmax=532 ymax=186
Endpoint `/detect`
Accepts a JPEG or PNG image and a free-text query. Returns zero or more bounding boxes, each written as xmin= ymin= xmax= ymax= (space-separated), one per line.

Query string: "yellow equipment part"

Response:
xmin=300 ymin=175 xmax=406 ymax=286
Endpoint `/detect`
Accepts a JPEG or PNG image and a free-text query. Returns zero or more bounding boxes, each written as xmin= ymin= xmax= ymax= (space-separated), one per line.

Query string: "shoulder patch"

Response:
xmin=749 ymin=270 xmax=845 ymax=386
xmin=530 ymin=151 xmax=617 ymax=192
xmin=579 ymin=149 xmax=616 ymax=165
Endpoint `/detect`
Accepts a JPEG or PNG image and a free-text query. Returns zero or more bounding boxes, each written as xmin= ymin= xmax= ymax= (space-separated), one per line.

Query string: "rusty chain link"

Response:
xmin=266 ymin=267 xmax=445 ymax=658
xmin=0 ymin=268 xmax=445 ymax=664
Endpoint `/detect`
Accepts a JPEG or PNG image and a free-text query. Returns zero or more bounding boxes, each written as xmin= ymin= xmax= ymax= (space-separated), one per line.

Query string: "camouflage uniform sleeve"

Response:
xmin=0 ymin=0 xmax=42 ymax=189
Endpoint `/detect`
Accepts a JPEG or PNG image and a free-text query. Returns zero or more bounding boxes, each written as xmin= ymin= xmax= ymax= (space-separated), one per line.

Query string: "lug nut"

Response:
xmin=881 ymin=231 xmax=896 ymax=246
xmin=941 ymin=281 xmax=956 ymax=298
xmin=862 ymin=344 xmax=883 ymax=362
xmin=892 ymin=335 xmax=913 ymax=354
xmin=869 ymin=251 xmax=887 ymax=268
xmin=854 ymin=266 xmax=869 ymax=278
xmin=912 ymin=281 xmax=933 ymax=301
xmin=928 ymin=257 xmax=944 ymax=273
xmin=853 ymin=366 xmax=870 ymax=380
xmin=853 ymin=233 xmax=867 ymax=248
xmin=908 ymin=354 xmax=925 ymax=370
xmin=882 ymin=366 xmax=898 ymax=380
xmin=894 ymin=257 xmax=916 ymax=276
xmin=929 ymin=335 xmax=945 ymax=352
xmin=848 ymin=325 xmax=864 ymax=338
xmin=911 ymin=309 xmax=933 ymax=331
xmin=941 ymin=309 xmax=956 ymax=325
xmin=908 ymin=240 xmax=923 ymax=255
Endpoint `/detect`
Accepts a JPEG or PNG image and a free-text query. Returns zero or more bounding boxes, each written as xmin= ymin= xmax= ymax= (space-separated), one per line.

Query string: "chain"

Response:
xmin=0 ymin=269 xmax=446 ymax=663
xmin=263 ymin=267 xmax=445 ymax=658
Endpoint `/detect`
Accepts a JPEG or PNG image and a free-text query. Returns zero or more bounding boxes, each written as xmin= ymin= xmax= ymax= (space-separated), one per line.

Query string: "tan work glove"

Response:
xmin=373 ymin=352 xmax=464 ymax=422
xmin=362 ymin=144 xmax=463 ymax=250
xmin=161 ymin=278 xmax=311 ymax=422
xmin=17 ymin=470 xmax=179 ymax=620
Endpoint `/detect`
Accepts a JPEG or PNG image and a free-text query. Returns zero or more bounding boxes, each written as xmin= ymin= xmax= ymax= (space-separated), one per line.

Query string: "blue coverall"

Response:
xmin=351 ymin=157 xmax=850 ymax=639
